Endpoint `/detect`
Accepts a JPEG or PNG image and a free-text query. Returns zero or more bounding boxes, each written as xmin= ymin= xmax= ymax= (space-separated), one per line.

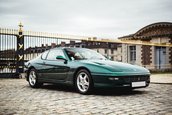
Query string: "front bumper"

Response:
xmin=92 ymin=74 xmax=150 ymax=88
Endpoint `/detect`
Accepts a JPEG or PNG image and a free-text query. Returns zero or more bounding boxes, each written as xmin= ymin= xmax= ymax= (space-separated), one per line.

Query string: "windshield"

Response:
xmin=65 ymin=48 xmax=107 ymax=60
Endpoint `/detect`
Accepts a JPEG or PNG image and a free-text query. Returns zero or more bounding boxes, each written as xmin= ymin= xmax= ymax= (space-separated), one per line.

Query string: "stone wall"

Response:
xmin=141 ymin=45 xmax=152 ymax=66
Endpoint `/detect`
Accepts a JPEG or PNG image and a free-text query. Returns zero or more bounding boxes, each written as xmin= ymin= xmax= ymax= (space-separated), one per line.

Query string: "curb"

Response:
xmin=150 ymin=82 xmax=172 ymax=85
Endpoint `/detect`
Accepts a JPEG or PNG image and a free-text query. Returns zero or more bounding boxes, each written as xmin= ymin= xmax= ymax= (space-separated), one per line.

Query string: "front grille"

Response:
xmin=123 ymin=75 xmax=149 ymax=82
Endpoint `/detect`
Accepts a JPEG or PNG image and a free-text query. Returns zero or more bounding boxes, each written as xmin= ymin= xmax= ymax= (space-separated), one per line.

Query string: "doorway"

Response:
xmin=155 ymin=47 xmax=166 ymax=69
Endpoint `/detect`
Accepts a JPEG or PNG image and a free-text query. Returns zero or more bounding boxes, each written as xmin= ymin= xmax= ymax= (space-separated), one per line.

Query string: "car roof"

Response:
xmin=52 ymin=47 xmax=88 ymax=50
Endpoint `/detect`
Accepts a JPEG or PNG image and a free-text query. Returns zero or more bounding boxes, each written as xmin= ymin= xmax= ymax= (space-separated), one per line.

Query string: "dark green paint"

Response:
xmin=25 ymin=47 xmax=150 ymax=88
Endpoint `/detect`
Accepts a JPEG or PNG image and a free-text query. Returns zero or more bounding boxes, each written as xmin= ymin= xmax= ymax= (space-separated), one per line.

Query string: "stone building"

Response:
xmin=119 ymin=22 xmax=172 ymax=71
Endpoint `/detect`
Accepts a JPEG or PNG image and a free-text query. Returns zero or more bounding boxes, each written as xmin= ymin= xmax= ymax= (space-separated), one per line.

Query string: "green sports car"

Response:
xmin=25 ymin=47 xmax=150 ymax=94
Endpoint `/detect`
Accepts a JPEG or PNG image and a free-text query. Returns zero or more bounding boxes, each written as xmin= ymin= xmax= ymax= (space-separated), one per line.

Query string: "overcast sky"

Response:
xmin=0 ymin=0 xmax=172 ymax=39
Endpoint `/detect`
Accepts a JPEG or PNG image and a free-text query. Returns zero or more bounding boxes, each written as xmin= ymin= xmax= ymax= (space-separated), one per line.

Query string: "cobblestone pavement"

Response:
xmin=0 ymin=79 xmax=172 ymax=115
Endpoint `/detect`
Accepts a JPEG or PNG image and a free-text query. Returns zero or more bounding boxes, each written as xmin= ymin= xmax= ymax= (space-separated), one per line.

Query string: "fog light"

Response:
xmin=109 ymin=77 xmax=119 ymax=80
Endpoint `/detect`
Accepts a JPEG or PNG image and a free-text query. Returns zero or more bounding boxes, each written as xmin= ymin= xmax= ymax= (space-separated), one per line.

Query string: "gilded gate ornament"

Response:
xmin=18 ymin=43 xmax=23 ymax=49
xmin=18 ymin=55 xmax=23 ymax=61
xmin=19 ymin=35 xmax=23 ymax=38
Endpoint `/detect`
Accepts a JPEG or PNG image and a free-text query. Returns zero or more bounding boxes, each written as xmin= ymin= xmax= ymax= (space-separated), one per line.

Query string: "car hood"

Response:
xmin=79 ymin=60 xmax=150 ymax=74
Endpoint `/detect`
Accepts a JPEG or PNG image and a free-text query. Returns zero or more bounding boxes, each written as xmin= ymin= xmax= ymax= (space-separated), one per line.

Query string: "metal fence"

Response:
xmin=0 ymin=28 xmax=18 ymax=77
xmin=0 ymin=25 xmax=85 ymax=77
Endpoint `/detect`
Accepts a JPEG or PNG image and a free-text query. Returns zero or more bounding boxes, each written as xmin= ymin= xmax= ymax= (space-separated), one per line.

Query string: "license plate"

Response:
xmin=132 ymin=81 xmax=146 ymax=87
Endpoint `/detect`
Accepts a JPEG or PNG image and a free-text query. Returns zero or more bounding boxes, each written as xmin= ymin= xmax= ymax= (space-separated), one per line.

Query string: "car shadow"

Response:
xmin=92 ymin=88 xmax=148 ymax=96
xmin=35 ymin=83 xmax=149 ymax=96
xmin=40 ymin=83 xmax=76 ymax=93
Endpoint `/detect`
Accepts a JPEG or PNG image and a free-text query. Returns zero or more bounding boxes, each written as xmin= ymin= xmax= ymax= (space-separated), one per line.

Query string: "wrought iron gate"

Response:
xmin=0 ymin=23 xmax=85 ymax=78
xmin=0 ymin=28 xmax=18 ymax=77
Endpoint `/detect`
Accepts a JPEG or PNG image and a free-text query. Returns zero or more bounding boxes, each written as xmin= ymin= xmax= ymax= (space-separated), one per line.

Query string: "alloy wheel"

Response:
xmin=29 ymin=70 xmax=37 ymax=86
xmin=77 ymin=72 xmax=90 ymax=93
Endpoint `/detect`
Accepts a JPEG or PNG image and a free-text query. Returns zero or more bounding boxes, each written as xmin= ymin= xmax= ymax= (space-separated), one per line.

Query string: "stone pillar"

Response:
xmin=169 ymin=37 xmax=172 ymax=65
xmin=141 ymin=45 xmax=152 ymax=67
xmin=16 ymin=22 xmax=24 ymax=76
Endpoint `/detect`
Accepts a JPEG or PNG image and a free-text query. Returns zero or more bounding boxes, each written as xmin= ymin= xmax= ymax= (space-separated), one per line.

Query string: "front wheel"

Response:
xmin=75 ymin=69 xmax=93 ymax=94
xmin=28 ymin=69 xmax=43 ymax=88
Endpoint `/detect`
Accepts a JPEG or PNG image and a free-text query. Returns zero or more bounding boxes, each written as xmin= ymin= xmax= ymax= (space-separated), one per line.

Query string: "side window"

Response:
xmin=47 ymin=50 xmax=65 ymax=60
xmin=41 ymin=50 xmax=49 ymax=60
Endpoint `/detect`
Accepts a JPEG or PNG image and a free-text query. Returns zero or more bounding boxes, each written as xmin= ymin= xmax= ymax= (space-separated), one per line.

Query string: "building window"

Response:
xmin=129 ymin=46 xmax=136 ymax=61
xmin=111 ymin=56 xmax=114 ymax=61
xmin=111 ymin=49 xmax=113 ymax=54
xmin=105 ymin=49 xmax=107 ymax=54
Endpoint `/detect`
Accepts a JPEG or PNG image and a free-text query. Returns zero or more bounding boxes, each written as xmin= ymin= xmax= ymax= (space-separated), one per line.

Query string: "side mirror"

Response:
xmin=56 ymin=55 xmax=68 ymax=64
xmin=104 ymin=55 xmax=111 ymax=60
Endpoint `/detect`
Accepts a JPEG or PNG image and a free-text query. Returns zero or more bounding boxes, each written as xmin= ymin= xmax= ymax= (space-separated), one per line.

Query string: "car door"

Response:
xmin=42 ymin=49 xmax=70 ymax=81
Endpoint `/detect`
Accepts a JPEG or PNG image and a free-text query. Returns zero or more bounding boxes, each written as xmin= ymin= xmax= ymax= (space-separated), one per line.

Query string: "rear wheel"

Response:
xmin=28 ymin=69 xmax=43 ymax=88
xmin=75 ymin=69 xmax=93 ymax=94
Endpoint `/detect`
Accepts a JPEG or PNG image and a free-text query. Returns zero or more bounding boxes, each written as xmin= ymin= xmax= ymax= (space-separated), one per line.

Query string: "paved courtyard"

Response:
xmin=0 ymin=78 xmax=172 ymax=115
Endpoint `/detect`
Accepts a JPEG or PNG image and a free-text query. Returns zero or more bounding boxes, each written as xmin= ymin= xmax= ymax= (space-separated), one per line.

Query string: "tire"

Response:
xmin=28 ymin=68 xmax=43 ymax=88
xmin=75 ymin=69 xmax=93 ymax=94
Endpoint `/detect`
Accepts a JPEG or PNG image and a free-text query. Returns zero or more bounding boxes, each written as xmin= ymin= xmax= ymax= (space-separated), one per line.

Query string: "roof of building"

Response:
xmin=118 ymin=22 xmax=172 ymax=40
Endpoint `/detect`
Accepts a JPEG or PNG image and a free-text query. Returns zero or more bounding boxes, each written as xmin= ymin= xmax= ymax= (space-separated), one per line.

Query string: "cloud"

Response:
xmin=0 ymin=0 xmax=172 ymax=38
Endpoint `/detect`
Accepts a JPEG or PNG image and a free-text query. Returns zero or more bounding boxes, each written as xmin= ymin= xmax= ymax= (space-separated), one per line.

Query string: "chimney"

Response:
xmin=61 ymin=42 xmax=66 ymax=47
xmin=70 ymin=41 xmax=75 ymax=45
xmin=51 ymin=43 xmax=56 ymax=48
